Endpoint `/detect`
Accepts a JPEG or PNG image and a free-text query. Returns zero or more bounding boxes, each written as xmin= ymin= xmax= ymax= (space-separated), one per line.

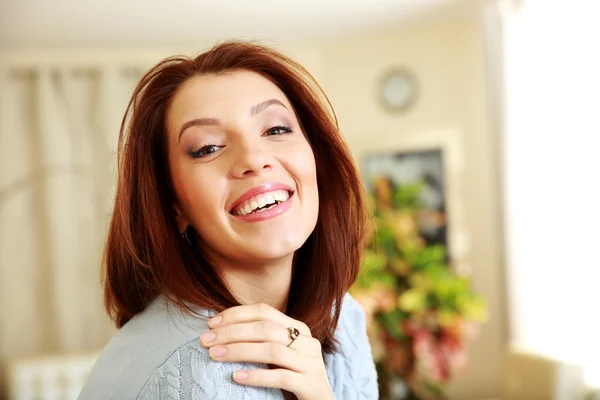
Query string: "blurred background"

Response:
xmin=0 ymin=0 xmax=599 ymax=399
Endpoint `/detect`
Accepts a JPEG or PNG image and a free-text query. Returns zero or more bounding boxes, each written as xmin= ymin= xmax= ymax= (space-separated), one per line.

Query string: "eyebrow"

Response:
xmin=178 ymin=98 xmax=288 ymax=140
xmin=250 ymin=99 xmax=287 ymax=116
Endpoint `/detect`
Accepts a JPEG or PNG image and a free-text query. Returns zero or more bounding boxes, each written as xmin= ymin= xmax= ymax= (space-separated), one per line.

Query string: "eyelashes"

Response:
xmin=189 ymin=144 xmax=222 ymax=159
xmin=188 ymin=125 xmax=294 ymax=159
xmin=264 ymin=125 xmax=293 ymax=136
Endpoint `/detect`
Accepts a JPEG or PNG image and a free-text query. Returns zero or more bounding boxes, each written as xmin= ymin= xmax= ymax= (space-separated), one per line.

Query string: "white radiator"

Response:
xmin=5 ymin=353 xmax=98 ymax=400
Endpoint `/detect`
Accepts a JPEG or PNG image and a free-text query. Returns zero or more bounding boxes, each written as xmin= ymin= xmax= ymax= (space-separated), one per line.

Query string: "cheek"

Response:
xmin=294 ymin=145 xmax=319 ymax=206
xmin=171 ymin=164 xmax=223 ymax=221
xmin=301 ymin=147 xmax=318 ymax=189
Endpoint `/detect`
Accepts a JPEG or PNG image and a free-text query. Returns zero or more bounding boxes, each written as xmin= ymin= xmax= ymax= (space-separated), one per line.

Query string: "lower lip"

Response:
xmin=231 ymin=193 xmax=294 ymax=222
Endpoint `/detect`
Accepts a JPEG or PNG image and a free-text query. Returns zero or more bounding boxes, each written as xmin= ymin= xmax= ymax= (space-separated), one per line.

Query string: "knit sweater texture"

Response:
xmin=78 ymin=293 xmax=378 ymax=400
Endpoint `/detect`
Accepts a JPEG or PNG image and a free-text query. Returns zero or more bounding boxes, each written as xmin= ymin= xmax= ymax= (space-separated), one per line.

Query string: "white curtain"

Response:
xmin=501 ymin=0 xmax=600 ymax=389
xmin=0 ymin=63 xmax=142 ymax=359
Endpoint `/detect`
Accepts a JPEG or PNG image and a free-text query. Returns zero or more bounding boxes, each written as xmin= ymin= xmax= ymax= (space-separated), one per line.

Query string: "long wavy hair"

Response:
xmin=103 ymin=41 xmax=367 ymax=354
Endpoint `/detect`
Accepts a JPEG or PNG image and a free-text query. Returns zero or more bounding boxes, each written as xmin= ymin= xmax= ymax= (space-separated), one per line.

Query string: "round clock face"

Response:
xmin=379 ymin=69 xmax=417 ymax=112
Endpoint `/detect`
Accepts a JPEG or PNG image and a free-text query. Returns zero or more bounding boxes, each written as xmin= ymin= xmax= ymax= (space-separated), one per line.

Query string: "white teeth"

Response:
xmin=233 ymin=189 xmax=291 ymax=216
xmin=273 ymin=190 xmax=289 ymax=202
xmin=257 ymin=203 xmax=278 ymax=213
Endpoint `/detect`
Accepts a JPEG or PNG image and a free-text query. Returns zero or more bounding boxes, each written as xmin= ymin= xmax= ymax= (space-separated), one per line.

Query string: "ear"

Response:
xmin=173 ymin=203 xmax=190 ymax=234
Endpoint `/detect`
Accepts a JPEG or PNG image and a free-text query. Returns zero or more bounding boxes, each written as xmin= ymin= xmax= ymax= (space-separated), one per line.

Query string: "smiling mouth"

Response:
xmin=231 ymin=190 xmax=292 ymax=216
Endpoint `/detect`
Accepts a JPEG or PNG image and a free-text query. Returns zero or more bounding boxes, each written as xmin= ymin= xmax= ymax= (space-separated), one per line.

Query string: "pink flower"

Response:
xmin=412 ymin=328 xmax=468 ymax=383
xmin=439 ymin=329 xmax=468 ymax=372
xmin=413 ymin=330 xmax=448 ymax=382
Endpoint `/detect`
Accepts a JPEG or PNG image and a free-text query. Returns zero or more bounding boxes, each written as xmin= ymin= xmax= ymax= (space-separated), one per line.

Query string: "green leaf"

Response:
xmin=392 ymin=182 xmax=424 ymax=210
xmin=413 ymin=245 xmax=447 ymax=269
xmin=372 ymin=271 xmax=398 ymax=288
xmin=377 ymin=309 xmax=408 ymax=340
xmin=423 ymin=380 xmax=444 ymax=395
xmin=398 ymin=288 xmax=427 ymax=312
xmin=363 ymin=250 xmax=387 ymax=272
xmin=374 ymin=225 xmax=400 ymax=259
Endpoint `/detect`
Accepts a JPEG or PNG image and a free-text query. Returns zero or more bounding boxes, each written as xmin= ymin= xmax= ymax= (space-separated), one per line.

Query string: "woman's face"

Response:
xmin=166 ymin=70 xmax=319 ymax=265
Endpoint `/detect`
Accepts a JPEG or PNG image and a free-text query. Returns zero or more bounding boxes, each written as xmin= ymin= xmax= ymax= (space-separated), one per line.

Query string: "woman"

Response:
xmin=79 ymin=41 xmax=378 ymax=400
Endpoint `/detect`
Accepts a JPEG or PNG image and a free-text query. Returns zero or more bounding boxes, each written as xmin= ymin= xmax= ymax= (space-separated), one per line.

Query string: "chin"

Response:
xmin=232 ymin=234 xmax=306 ymax=261
xmin=248 ymin=241 xmax=303 ymax=260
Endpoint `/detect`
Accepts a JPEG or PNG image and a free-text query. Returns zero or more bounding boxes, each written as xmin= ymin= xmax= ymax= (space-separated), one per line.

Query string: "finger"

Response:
xmin=209 ymin=303 xmax=311 ymax=337
xmin=209 ymin=342 xmax=313 ymax=372
xmin=200 ymin=321 xmax=321 ymax=356
xmin=201 ymin=321 xmax=283 ymax=345
xmin=233 ymin=368 xmax=300 ymax=393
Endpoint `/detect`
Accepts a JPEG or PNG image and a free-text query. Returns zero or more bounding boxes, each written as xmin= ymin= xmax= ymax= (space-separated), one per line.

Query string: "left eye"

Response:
xmin=264 ymin=125 xmax=293 ymax=136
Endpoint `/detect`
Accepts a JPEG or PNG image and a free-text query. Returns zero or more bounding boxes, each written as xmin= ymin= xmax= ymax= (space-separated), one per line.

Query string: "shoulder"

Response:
xmin=335 ymin=292 xmax=370 ymax=347
xmin=137 ymin=337 xmax=282 ymax=400
xmin=334 ymin=292 xmax=370 ymax=352
xmin=78 ymin=297 xmax=214 ymax=400
xmin=339 ymin=292 xmax=367 ymax=326
xmin=325 ymin=293 xmax=379 ymax=400
xmin=79 ymin=297 xmax=283 ymax=400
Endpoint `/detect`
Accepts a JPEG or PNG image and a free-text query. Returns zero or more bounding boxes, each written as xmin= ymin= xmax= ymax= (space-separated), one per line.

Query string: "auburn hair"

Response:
xmin=103 ymin=41 xmax=366 ymax=354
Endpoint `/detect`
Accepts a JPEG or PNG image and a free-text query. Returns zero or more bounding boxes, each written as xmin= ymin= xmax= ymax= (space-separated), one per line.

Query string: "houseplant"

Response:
xmin=351 ymin=176 xmax=487 ymax=399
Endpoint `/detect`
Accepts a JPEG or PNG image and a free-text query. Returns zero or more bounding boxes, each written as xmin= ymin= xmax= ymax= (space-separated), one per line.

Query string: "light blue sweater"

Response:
xmin=78 ymin=293 xmax=379 ymax=399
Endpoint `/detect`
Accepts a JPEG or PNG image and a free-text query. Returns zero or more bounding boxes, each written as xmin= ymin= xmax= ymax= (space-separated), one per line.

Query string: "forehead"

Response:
xmin=168 ymin=70 xmax=291 ymax=122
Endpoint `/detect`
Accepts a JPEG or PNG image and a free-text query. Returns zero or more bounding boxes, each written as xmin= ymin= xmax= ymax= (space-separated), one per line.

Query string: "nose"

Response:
xmin=230 ymin=139 xmax=273 ymax=178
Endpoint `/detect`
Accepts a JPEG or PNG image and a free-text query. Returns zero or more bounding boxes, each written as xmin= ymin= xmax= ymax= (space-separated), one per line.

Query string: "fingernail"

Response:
xmin=210 ymin=346 xmax=227 ymax=358
xmin=235 ymin=371 xmax=249 ymax=380
xmin=209 ymin=315 xmax=222 ymax=327
xmin=201 ymin=331 xmax=216 ymax=344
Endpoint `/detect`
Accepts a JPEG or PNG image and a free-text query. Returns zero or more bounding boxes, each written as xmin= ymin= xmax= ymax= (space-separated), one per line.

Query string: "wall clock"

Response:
xmin=378 ymin=68 xmax=418 ymax=113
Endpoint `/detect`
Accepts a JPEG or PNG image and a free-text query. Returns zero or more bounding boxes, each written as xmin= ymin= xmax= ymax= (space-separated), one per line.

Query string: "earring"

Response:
xmin=182 ymin=230 xmax=192 ymax=246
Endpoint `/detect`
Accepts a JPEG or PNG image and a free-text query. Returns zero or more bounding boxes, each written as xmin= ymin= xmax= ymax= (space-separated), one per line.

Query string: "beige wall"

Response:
xmin=307 ymin=19 xmax=507 ymax=399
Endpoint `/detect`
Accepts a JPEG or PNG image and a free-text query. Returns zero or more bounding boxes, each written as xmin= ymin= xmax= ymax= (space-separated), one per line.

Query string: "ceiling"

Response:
xmin=0 ymin=0 xmax=483 ymax=48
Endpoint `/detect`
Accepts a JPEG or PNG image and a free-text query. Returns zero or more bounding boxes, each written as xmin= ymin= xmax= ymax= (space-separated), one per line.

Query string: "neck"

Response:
xmin=214 ymin=254 xmax=294 ymax=313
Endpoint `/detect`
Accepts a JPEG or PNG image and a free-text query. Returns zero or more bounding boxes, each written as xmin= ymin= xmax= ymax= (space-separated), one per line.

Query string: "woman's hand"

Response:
xmin=200 ymin=303 xmax=335 ymax=400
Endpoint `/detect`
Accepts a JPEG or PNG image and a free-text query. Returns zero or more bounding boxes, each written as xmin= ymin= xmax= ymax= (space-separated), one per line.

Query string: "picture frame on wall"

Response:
xmin=353 ymin=128 xmax=469 ymax=273
xmin=362 ymin=148 xmax=448 ymax=253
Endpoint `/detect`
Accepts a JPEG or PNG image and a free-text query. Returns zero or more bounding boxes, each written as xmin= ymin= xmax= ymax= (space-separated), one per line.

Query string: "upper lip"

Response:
xmin=229 ymin=182 xmax=294 ymax=213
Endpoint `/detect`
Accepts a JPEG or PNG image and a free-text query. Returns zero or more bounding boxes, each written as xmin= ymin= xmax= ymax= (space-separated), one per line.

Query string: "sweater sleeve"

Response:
xmin=137 ymin=339 xmax=283 ymax=400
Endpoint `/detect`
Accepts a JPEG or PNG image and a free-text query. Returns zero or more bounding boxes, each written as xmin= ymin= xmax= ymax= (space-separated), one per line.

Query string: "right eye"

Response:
xmin=189 ymin=144 xmax=223 ymax=159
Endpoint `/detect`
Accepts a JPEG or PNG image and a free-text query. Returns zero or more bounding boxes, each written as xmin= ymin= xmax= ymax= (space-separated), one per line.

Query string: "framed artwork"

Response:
xmin=363 ymin=148 xmax=448 ymax=252
xmin=351 ymin=128 xmax=469 ymax=272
